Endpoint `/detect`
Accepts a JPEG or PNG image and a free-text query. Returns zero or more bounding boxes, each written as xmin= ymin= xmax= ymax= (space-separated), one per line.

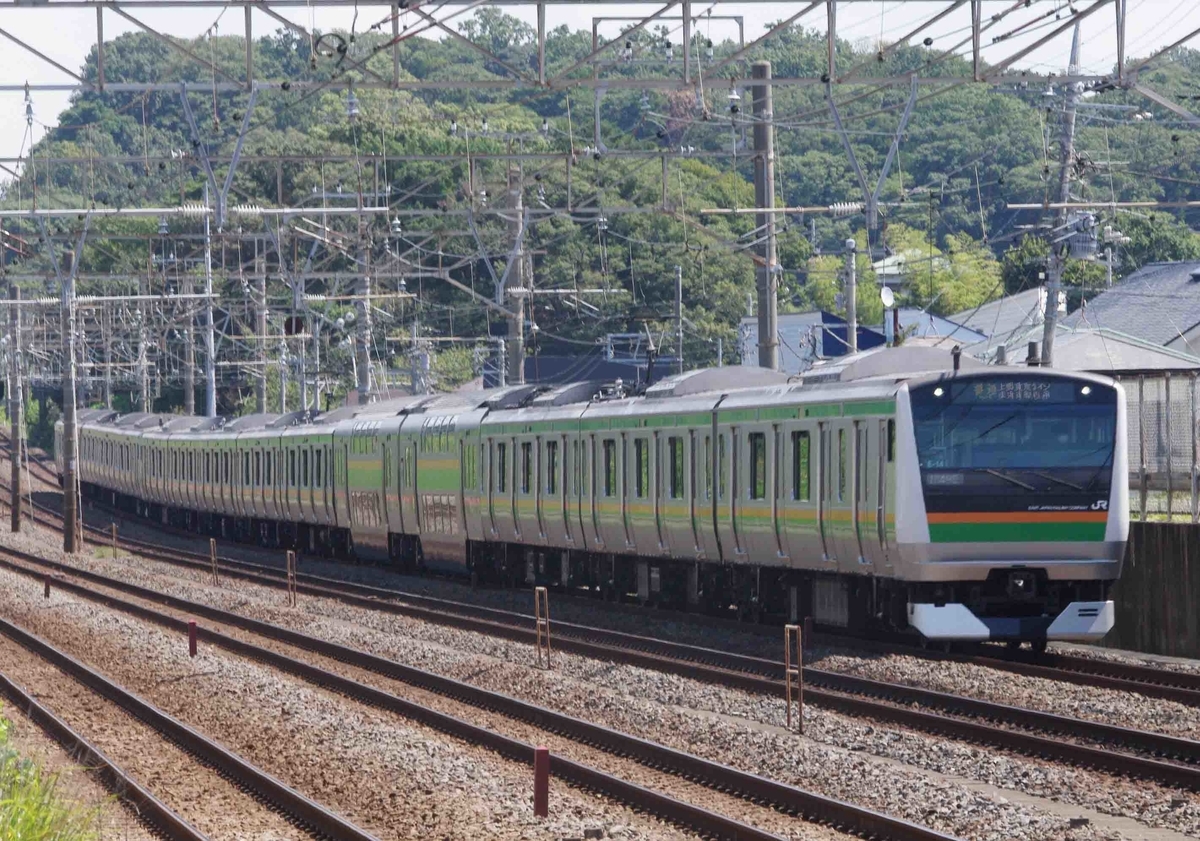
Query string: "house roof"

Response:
xmin=948 ymin=286 xmax=1047 ymax=340
xmin=892 ymin=308 xmax=987 ymax=344
xmin=1060 ymin=261 xmax=1200 ymax=349
xmin=965 ymin=324 xmax=1200 ymax=374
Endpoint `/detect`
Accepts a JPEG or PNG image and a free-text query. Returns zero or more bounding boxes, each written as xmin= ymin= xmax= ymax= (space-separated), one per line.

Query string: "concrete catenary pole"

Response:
xmin=102 ymin=305 xmax=112 ymax=409
xmin=506 ymin=166 xmax=526 ymax=385
xmin=752 ymin=61 xmax=779 ymax=370
xmin=675 ymin=264 xmax=684 ymax=374
xmin=845 ymin=238 xmax=858 ymax=354
xmin=9 ymin=284 xmax=21 ymax=533
xmin=183 ymin=266 xmax=195 ymax=415
xmin=1041 ymin=24 xmax=1083 ymax=367
xmin=203 ymin=182 xmax=217 ymax=417
xmin=137 ymin=271 xmax=149 ymax=412
xmin=62 ymin=270 xmax=79 ymax=553
xmin=355 ymin=240 xmax=372 ymax=403
xmin=256 ymin=273 xmax=267 ymax=413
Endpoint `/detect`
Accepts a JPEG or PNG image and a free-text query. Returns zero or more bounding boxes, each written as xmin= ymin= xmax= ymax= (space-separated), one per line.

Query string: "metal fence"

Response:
xmin=1119 ymin=373 xmax=1200 ymax=521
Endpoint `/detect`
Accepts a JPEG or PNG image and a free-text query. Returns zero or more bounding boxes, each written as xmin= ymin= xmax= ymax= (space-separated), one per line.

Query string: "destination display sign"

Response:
xmin=920 ymin=378 xmax=1112 ymax=405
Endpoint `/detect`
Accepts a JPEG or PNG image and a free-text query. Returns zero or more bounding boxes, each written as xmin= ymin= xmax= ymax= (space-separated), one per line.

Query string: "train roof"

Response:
xmin=799 ymin=345 xmax=986 ymax=385
xmin=74 ymin=347 xmax=1120 ymax=440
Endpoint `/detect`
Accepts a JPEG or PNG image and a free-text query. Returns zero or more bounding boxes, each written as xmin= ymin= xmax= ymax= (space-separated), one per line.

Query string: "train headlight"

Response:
xmin=933 ymin=387 xmax=944 ymax=397
xmin=1080 ymin=385 xmax=1091 ymax=396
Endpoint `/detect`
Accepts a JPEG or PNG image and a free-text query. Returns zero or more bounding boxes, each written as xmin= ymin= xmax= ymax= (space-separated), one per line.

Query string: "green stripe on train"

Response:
xmin=928 ymin=522 xmax=1107 ymax=543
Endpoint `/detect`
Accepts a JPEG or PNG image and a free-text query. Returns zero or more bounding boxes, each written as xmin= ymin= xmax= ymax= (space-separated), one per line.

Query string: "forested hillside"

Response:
xmin=4 ymin=10 xmax=1200 ymax=402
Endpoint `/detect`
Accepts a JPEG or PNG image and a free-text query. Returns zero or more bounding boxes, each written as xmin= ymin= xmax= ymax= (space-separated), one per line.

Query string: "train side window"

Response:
xmin=837 ymin=428 xmax=847 ymax=503
xmin=570 ymin=440 xmax=578 ymax=495
xmin=244 ymin=452 xmax=250 ymax=486
xmin=303 ymin=449 xmax=310 ymax=487
xmin=749 ymin=432 xmax=767 ymax=500
xmin=703 ymin=435 xmax=711 ymax=500
xmin=497 ymin=442 xmax=508 ymax=493
xmin=669 ymin=436 xmax=684 ymax=499
xmin=634 ymin=438 xmax=648 ymax=498
xmin=887 ymin=419 xmax=895 ymax=462
xmin=521 ymin=442 xmax=532 ymax=493
xmin=857 ymin=425 xmax=867 ymax=504
xmin=718 ymin=434 xmax=727 ymax=500
xmin=546 ymin=441 xmax=559 ymax=495
xmin=265 ymin=451 xmax=273 ymax=486
xmin=602 ymin=439 xmax=616 ymax=497
xmin=289 ymin=450 xmax=296 ymax=487
xmin=255 ymin=451 xmax=262 ymax=486
xmin=791 ymin=431 xmax=811 ymax=501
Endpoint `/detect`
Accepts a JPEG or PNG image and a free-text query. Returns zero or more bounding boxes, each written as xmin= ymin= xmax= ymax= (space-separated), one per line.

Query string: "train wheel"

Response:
xmin=1031 ymin=639 xmax=1048 ymax=654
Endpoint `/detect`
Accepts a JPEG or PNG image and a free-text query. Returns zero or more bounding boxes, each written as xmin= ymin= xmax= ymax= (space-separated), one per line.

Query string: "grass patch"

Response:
xmin=0 ymin=704 xmax=101 ymax=841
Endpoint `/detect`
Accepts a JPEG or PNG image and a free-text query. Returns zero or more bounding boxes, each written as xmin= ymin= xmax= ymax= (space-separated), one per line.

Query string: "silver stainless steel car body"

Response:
xmin=57 ymin=346 xmax=1128 ymax=644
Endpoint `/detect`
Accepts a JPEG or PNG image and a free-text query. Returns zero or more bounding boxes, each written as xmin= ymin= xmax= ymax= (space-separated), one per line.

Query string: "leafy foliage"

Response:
xmin=3 ymin=16 xmax=1200 ymax=401
xmin=0 ymin=703 xmax=101 ymax=841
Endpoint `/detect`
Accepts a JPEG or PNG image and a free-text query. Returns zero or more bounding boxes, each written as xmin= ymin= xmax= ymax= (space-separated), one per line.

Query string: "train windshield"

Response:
xmin=910 ymin=376 xmax=1117 ymax=497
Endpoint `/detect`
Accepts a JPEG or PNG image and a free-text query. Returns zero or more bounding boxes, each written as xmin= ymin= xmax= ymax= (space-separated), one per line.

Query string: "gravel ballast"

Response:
xmin=7 ymin=527 xmax=1187 ymax=841
xmin=0 ymin=557 xmax=713 ymax=841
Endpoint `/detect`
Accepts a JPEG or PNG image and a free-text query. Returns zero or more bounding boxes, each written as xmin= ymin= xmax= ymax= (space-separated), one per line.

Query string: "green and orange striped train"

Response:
xmin=60 ymin=345 xmax=1127 ymax=648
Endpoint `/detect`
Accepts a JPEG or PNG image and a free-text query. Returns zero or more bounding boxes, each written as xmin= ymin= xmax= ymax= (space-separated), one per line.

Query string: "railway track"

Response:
xmin=8 ymin=535 xmax=1200 ymax=795
xmin=0 ymin=545 xmax=957 ymax=841
xmin=0 ymin=613 xmax=381 ymax=841
xmin=21 ymin=439 xmax=1200 ymax=709
xmin=0 ymin=665 xmax=208 ymax=841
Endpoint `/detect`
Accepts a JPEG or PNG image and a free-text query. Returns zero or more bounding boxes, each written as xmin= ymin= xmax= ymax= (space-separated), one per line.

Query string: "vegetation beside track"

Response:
xmin=0 ymin=702 xmax=101 ymax=841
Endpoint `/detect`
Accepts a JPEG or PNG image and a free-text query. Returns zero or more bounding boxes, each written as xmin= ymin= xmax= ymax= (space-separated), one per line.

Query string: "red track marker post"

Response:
xmin=188 ymin=620 xmax=197 ymax=658
xmin=533 ymin=746 xmax=549 ymax=817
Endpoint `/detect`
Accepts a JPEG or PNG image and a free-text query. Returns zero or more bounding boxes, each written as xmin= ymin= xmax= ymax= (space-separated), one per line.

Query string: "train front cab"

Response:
xmin=893 ymin=369 xmax=1127 ymax=645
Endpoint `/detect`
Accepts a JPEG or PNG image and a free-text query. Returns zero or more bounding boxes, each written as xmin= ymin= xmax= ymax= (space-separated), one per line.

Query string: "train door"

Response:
xmin=772 ymin=424 xmax=789 ymax=561
xmin=534 ymin=434 xmax=546 ymax=540
xmin=817 ymin=423 xmax=833 ymax=560
xmin=509 ymin=436 xmax=520 ymax=540
xmin=660 ymin=431 xmax=689 ymax=556
xmin=560 ymin=434 xmax=573 ymax=547
xmin=486 ymin=438 xmax=498 ymax=537
xmin=383 ymin=439 xmax=395 ymax=533
xmin=850 ymin=421 xmax=871 ymax=570
xmin=729 ymin=426 xmax=745 ymax=557
xmin=831 ymin=422 xmax=857 ymax=565
xmin=620 ymin=433 xmax=634 ymax=550
xmin=877 ymin=419 xmax=895 ymax=571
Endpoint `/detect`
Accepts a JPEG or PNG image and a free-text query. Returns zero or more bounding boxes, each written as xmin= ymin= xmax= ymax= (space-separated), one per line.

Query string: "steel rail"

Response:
xmin=0 ymin=667 xmax=210 ymax=841
xmin=96 ymin=517 xmax=1200 ymax=712
xmin=0 ymin=616 xmax=382 ymax=841
xmin=25 ymin=447 xmax=1200 ymax=739
xmin=0 ymin=550 xmax=954 ymax=841
xmin=83 ymin=491 xmax=1200 ymax=709
xmin=6 ymin=542 xmax=1200 ymax=794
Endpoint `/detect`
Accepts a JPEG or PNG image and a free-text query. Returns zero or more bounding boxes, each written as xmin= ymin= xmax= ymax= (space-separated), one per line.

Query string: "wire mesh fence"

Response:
xmin=1119 ymin=373 xmax=1200 ymax=522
